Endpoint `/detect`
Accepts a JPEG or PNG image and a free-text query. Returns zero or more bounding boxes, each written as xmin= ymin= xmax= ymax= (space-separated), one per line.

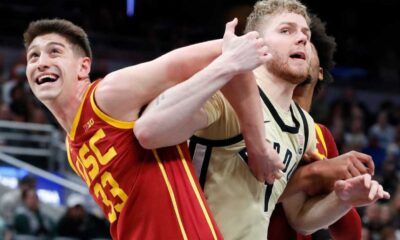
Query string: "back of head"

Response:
xmin=19 ymin=174 xmax=36 ymax=190
xmin=309 ymin=14 xmax=337 ymax=95
xmin=245 ymin=0 xmax=310 ymax=34
xmin=23 ymin=18 xmax=92 ymax=59
xmin=66 ymin=193 xmax=86 ymax=208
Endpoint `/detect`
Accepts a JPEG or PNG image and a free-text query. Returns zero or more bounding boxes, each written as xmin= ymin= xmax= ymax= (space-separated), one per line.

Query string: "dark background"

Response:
xmin=0 ymin=3 xmax=399 ymax=239
xmin=0 ymin=0 xmax=399 ymax=93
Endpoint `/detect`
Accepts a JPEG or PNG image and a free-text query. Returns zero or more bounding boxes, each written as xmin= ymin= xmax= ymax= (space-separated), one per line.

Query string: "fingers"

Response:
xmin=334 ymin=179 xmax=346 ymax=191
xmin=256 ymin=37 xmax=265 ymax=48
xmin=274 ymin=170 xmax=284 ymax=179
xmin=223 ymin=18 xmax=238 ymax=40
xmin=265 ymin=174 xmax=275 ymax=185
xmin=350 ymin=151 xmax=375 ymax=175
xmin=348 ymin=164 xmax=361 ymax=177
xmin=383 ymin=191 xmax=391 ymax=199
xmin=363 ymin=174 xmax=372 ymax=189
xmin=368 ymin=180 xmax=379 ymax=200
xmin=352 ymin=159 xmax=369 ymax=175
xmin=303 ymin=152 xmax=322 ymax=162
xmin=265 ymin=170 xmax=283 ymax=184
xmin=343 ymin=170 xmax=353 ymax=180
xmin=245 ymin=31 xmax=260 ymax=40
xmin=370 ymin=181 xmax=390 ymax=200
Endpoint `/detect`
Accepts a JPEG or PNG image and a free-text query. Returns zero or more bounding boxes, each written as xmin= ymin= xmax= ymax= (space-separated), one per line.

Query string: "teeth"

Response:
xmin=37 ymin=74 xmax=58 ymax=84
xmin=38 ymin=75 xmax=56 ymax=81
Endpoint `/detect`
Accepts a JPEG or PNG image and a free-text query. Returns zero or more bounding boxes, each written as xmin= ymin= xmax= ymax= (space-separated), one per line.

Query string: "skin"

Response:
xmin=281 ymin=45 xmax=375 ymax=199
xmin=254 ymin=12 xmax=312 ymax=111
xmin=25 ymin=20 xmax=283 ymax=184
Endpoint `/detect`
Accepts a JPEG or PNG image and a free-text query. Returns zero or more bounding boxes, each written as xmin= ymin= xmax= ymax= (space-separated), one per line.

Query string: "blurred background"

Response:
xmin=0 ymin=0 xmax=399 ymax=239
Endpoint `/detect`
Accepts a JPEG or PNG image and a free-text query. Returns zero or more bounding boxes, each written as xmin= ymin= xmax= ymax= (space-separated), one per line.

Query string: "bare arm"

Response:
xmin=95 ymin=39 xmax=223 ymax=121
xmin=280 ymin=151 xmax=375 ymax=200
xmin=221 ymin=73 xmax=284 ymax=183
xmin=134 ymin=19 xmax=268 ymax=149
xmin=282 ymin=174 xmax=389 ymax=235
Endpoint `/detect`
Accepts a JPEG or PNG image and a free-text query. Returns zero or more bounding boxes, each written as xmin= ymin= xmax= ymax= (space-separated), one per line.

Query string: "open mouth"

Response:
xmin=36 ymin=74 xmax=59 ymax=85
xmin=289 ymin=52 xmax=306 ymax=60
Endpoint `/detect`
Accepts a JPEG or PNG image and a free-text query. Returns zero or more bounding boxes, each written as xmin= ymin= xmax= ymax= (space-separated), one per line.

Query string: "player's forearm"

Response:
xmin=162 ymin=39 xmax=223 ymax=83
xmin=285 ymin=192 xmax=352 ymax=235
xmin=328 ymin=208 xmax=362 ymax=240
xmin=279 ymin=165 xmax=312 ymax=200
xmin=134 ymin=57 xmax=235 ymax=149
xmin=221 ymin=72 xmax=266 ymax=158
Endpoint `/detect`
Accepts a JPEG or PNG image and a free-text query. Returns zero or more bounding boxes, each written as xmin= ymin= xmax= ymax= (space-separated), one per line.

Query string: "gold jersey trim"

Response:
xmin=177 ymin=145 xmax=219 ymax=240
xmin=90 ymin=84 xmax=134 ymax=129
xmin=152 ymin=149 xmax=188 ymax=240
xmin=65 ymin=139 xmax=78 ymax=174
xmin=68 ymin=84 xmax=92 ymax=140
xmin=314 ymin=124 xmax=327 ymax=160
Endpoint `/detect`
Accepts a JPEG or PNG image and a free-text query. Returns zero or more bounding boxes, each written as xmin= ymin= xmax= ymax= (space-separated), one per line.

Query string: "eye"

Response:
xmin=28 ymin=52 xmax=39 ymax=61
xmin=280 ymin=28 xmax=290 ymax=34
xmin=50 ymin=48 xmax=62 ymax=55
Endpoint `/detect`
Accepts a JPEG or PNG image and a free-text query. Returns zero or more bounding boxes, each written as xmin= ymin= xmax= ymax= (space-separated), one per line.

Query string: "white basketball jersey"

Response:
xmin=190 ymin=87 xmax=316 ymax=240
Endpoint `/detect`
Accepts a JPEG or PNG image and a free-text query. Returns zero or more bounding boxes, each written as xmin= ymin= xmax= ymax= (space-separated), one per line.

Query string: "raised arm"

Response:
xmin=95 ymin=39 xmax=223 ymax=122
xmin=221 ymin=73 xmax=284 ymax=183
xmin=134 ymin=19 xmax=268 ymax=148
xmin=282 ymin=174 xmax=389 ymax=235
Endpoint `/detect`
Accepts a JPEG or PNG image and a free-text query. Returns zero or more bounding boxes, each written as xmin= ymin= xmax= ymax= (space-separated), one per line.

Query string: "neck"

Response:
xmin=254 ymin=66 xmax=296 ymax=111
xmin=43 ymin=81 xmax=91 ymax=133
xmin=293 ymin=86 xmax=314 ymax=112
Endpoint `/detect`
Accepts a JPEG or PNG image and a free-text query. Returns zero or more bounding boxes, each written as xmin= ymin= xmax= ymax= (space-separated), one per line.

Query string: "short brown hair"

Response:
xmin=23 ymin=19 xmax=92 ymax=59
xmin=245 ymin=0 xmax=310 ymax=34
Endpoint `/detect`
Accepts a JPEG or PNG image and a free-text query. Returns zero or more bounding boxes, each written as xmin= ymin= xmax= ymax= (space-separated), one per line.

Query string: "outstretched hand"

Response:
xmin=222 ymin=18 xmax=270 ymax=73
xmin=334 ymin=174 xmax=390 ymax=207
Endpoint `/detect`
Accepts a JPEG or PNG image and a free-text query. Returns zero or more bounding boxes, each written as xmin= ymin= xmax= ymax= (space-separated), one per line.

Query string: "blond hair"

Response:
xmin=245 ymin=0 xmax=310 ymax=34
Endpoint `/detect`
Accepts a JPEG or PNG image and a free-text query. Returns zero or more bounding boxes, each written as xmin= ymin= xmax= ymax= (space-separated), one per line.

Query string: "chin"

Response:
xmin=35 ymin=92 xmax=59 ymax=102
xmin=288 ymin=69 xmax=308 ymax=84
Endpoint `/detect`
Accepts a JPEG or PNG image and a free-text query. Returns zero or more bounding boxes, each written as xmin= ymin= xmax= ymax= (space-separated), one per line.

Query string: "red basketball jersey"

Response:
xmin=66 ymin=81 xmax=222 ymax=240
xmin=269 ymin=124 xmax=361 ymax=240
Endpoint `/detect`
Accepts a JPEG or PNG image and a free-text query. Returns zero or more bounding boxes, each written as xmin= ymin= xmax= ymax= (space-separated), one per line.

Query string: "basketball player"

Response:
xmin=23 ymin=18 xmax=278 ymax=239
xmin=140 ymin=0 xmax=389 ymax=238
xmin=268 ymin=14 xmax=372 ymax=240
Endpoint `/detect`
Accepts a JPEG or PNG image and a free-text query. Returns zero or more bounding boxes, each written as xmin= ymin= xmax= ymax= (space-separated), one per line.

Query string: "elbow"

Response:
xmin=290 ymin=222 xmax=318 ymax=236
xmin=296 ymin=229 xmax=315 ymax=236
xmin=133 ymin=122 xmax=158 ymax=150
xmin=287 ymin=213 xmax=320 ymax=236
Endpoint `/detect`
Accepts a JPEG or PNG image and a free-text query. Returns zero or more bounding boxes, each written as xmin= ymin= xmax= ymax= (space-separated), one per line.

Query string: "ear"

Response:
xmin=77 ymin=57 xmax=92 ymax=81
xmin=318 ymin=67 xmax=323 ymax=81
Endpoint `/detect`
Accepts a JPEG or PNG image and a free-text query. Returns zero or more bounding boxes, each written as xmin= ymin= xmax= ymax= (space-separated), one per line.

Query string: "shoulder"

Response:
xmin=196 ymin=92 xmax=241 ymax=139
xmin=93 ymin=75 xmax=141 ymax=121
xmin=316 ymin=123 xmax=334 ymax=138
xmin=202 ymin=92 xmax=232 ymax=124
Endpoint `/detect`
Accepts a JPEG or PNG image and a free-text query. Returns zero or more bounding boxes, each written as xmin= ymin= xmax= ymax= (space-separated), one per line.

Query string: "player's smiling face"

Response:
xmin=26 ymin=33 xmax=88 ymax=103
xmin=260 ymin=11 xmax=312 ymax=84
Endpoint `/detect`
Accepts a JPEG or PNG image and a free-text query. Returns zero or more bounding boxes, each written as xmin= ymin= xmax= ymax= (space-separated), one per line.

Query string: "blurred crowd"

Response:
xmin=0 ymin=44 xmax=399 ymax=239
xmin=0 ymin=175 xmax=110 ymax=240
xmin=311 ymin=87 xmax=400 ymax=240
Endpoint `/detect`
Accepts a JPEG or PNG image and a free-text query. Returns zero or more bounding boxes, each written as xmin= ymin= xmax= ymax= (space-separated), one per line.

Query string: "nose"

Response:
xmin=37 ymin=54 xmax=50 ymax=71
xmin=296 ymin=31 xmax=308 ymax=46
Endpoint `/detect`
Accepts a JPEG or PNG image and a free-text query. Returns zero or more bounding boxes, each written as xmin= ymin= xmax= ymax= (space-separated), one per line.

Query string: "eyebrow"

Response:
xmin=27 ymin=41 xmax=66 ymax=52
xmin=279 ymin=22 xmax=310 ymax=37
